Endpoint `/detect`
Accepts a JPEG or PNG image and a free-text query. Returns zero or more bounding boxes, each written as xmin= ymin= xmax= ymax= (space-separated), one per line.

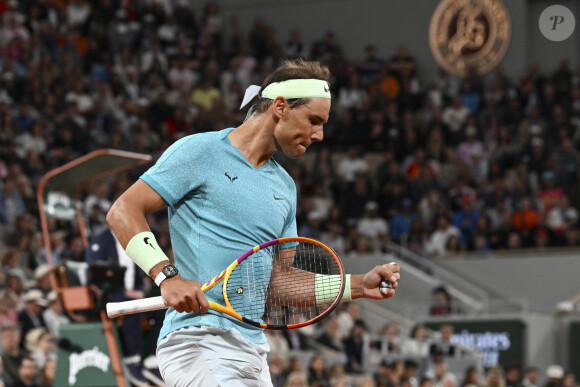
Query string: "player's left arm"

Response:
xmin=268 ymin=247 xmax=400 ymax=305
xmin=268 ymin=246 xmax=317 ymax=307
xmin=349 ymin=263 xmax=400 ymax=299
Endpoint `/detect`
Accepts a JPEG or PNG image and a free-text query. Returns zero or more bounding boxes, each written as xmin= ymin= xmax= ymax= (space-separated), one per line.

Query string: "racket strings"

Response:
xmin=225 ymin=241 xmax=342 ymax=328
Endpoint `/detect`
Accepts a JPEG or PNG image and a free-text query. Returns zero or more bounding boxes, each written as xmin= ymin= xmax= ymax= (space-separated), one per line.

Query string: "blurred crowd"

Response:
xmin=264 ymin=303 xmax=579 ymax=387
xmin=1 ymin=0 xmax=580 ymax=386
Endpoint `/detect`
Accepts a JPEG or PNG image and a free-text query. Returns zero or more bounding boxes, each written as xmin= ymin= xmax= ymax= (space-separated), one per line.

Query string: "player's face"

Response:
xmin=275 ymin=98 xmax=330 ymax=159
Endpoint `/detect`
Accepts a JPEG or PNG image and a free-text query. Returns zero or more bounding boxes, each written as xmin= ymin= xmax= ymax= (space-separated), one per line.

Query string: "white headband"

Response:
xmin=240 ymin=79 xmax=331 ymax=109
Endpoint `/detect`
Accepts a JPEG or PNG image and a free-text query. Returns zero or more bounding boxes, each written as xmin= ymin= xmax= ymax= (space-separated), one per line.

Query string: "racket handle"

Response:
xmin=106 ymin=296 xmax=167 ymax=318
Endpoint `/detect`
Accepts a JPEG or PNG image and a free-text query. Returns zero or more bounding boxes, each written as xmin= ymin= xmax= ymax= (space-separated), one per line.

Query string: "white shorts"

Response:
xmin=156 ymin=326 xmax=272 ymax=387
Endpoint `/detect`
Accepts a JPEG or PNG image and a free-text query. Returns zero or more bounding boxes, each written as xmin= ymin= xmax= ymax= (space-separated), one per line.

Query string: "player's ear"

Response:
xmin=272 ymin=97 xmax=288 ymax=119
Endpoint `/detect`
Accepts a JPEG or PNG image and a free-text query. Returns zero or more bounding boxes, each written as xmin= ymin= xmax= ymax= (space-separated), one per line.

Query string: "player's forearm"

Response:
xmin=106 ymin=197 xmax=151 ymax=249
xmin=268 ymin=267 xmax=317 ymax=307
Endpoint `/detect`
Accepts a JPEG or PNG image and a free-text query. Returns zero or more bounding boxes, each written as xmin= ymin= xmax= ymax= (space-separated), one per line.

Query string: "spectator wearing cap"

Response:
xmin=41 ymin=292 xmax=69 ymax=339
xmin=31 ymin=266 xmax=51 ymax=297
xmin=544 ymin=365 xmax=564 ymax=387
xmin=17 ymin=290 xmax=46 ymax=349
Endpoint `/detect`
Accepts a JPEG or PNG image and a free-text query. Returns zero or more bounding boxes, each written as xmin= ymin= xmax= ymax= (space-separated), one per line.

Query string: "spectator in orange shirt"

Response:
xmin=512 ymin=196 xmax=540 ymax=246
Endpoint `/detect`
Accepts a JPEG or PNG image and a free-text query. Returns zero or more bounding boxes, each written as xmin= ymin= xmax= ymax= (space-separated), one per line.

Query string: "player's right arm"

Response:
xmin=107 ymin=179 xmax=209 ymax=314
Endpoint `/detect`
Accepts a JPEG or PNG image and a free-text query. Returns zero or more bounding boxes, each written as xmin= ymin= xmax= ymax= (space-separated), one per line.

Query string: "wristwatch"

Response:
xmin=154 ymin=264 xmax=179 ymax=286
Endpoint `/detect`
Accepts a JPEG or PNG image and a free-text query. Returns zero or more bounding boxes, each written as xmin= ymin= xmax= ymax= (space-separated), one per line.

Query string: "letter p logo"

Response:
xmin=550 ymin=15 xmax=565 ymax=30
xmin=539 ymin=5 xmax=575 ymax=41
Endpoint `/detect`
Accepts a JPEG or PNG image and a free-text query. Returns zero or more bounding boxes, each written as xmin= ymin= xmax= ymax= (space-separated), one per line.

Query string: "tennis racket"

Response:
xmin=107 ymin=237 xmax=358 ymax=329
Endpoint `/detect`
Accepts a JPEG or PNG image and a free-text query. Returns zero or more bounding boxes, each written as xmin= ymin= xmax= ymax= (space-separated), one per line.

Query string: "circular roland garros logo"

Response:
xmin=538 ymin=5 xmax=575 ymax=42
xmin=429 ymin=0 xmax=512 ymax=77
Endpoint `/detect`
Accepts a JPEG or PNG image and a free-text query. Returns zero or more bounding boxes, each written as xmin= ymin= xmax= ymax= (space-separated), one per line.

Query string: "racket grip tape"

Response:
xmin=106 ymin=296 xmax=167 ymax=318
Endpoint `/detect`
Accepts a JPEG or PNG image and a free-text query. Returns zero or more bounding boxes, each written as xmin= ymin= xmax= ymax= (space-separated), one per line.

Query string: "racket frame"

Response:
xmin=202 ymin=236 xmax=345 ymax=330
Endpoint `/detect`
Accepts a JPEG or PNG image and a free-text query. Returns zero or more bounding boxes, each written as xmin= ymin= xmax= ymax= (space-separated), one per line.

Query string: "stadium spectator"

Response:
xmin=336 ymin=302 xmax=361 ymax=341
xmin=429 ymin=324 xmax=457 ymax=358
xmin=307 ymin=353 xmax=330 ymax=387
xmin=357 ymin=201 xmax=389 ymax=248
xmin=461 ymin=366 xmax=483 ymax=387
xmin=316 ymin=318 xmax=344 ymax=353
xmin=485 ymin=367 xmax=506 ymax=387
xmin=505 ymin=365 xmax=522 ymax=387
xmin=401 ymin=324 xmax=430 ymax=358
xmin=544 ymin=365 xmax=564 ymax=387
xmin=561 ymin=372 xmax=578 ymax=387
xmin=342 ymin=319 xmax=367 ymax=373
xmin=424 ymin=214 xmax=461 ymax=257
xmin=13 ymin=356 xmax=39 ymax=387
xmin=521 ymin=367 xmax=539 ymax=387
xmin=375 ymin=322 xmax=402 ymax=355
xmin=24 ymin=328 xmax=55 ymax=372
xmin=40 ymin=293 xmax=68 ymax=340
xmin=0 ymin=326 xmax=24 ymax=387
xmin=16 ymin=291 xmax=46 ymax=350
xmin=429 ymin=286 xmax=454 ymax=316
xmin=429 ymin=357 xmax=457 ymax=387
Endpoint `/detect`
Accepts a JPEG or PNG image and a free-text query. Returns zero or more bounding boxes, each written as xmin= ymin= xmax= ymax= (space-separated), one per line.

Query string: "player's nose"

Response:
xmin=311 ymin=126 xmax=324 ymax=142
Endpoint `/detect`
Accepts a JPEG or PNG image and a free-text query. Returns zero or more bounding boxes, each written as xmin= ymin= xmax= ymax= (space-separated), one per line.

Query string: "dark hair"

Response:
xmin=250 ymin=59 xmax=331 ymax=115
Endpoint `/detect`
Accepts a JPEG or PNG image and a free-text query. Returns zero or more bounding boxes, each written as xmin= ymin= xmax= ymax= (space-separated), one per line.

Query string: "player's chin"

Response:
xmin=285 ymin=144 xmax=308 ymax=159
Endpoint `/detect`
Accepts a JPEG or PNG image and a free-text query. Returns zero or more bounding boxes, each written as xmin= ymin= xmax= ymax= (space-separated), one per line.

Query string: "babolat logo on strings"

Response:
xmin=225 ymin=172 xmax=238 ymax=182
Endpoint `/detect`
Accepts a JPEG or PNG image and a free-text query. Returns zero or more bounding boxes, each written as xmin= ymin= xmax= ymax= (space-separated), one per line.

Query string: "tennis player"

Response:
xmin=106 ymin=59 xmax=401 ymax=386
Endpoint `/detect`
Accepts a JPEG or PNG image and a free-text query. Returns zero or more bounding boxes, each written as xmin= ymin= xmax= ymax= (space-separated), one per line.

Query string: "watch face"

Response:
xmin=162 ymin=265 xmax=178 ymax=278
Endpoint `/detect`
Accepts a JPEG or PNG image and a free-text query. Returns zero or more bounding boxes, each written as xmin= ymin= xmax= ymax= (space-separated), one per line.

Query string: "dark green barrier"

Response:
xmin=55 ymin=322 xmax=129 ymax=386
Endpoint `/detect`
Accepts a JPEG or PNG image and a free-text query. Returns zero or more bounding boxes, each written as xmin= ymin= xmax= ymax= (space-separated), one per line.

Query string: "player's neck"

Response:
xmin=229 ymin=116 xmax=276 ymax=168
